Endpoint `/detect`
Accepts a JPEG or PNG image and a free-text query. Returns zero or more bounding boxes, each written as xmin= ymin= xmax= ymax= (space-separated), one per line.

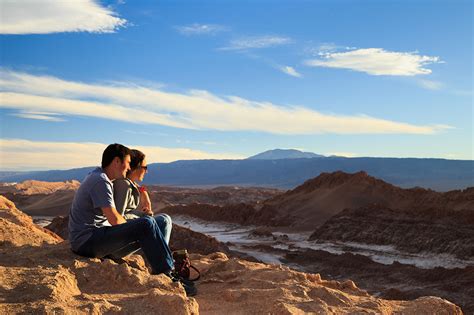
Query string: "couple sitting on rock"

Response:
xmin=68 ymin=143 xmax=196 ymax=296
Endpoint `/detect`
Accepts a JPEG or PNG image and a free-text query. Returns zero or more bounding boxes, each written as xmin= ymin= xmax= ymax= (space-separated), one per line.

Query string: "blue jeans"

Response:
xmin=124 ymin=213 xmax=173 ymax=244
xmin=154 ymin=214 xmax=172 ymax=244
xmin=76 ymin=216 xmax=174 ymax=274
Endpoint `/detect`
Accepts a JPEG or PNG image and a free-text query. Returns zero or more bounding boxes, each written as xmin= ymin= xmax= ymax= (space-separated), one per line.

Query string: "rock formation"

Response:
xmin=0 ymin=195 xmax=463 ymax=314
xmin=259 ymin=171 xmax=474 ymax=230
xmin=13 ymin=180 xmax=81 ymax=195
xmin=0 ymin=180 xmax=282 ymax=217
xmin=163 ymin=203 xmax=261 ymax=226
xmin=309 ymin=204 xmax=474 ymax=259
xmin=147 ymin=185 xmax=282 ymax=210
xmin=0 ymin=180 xmax=79 ymax=217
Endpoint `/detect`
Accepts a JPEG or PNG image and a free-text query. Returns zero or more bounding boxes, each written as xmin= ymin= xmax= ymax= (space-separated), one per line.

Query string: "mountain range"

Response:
xmin=247 ymin=149 xmax=325 ymax=159
xmin=0 ymin=149 xmax=472 ymax=191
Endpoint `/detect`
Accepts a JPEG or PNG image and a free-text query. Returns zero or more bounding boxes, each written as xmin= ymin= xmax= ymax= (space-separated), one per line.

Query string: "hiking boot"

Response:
xmin=165 ymin=271 xmax=198 ymax=297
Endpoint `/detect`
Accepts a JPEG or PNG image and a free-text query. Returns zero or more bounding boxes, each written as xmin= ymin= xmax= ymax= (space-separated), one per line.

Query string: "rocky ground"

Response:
xmin=309 ymin=204 xmax=474 ymax=259
xmin=1 ymin=173 xmax=473 ymax=314
xmin=147 ymin=185 xmax=282 ymax=210
xmin=0 ymin=181 xmax=282 ymax=217
xmin=239 ymin=243 xmax=474 ymax=314
xmin=0 ymin=196 xmax=464 ymax=314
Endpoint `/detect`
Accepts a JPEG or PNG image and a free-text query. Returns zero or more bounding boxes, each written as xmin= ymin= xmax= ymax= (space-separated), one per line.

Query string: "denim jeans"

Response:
xmin=76 ymin=216 xmax=174 ymax=274
xmin=154 ymin=214 xmax=172 ymax=244
xmin=123 ymin=213 xmax=173 ymax=245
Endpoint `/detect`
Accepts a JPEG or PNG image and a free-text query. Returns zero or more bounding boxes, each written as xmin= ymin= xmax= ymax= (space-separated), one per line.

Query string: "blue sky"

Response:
xmin=0 ymin=0 xmax=472 ymax=170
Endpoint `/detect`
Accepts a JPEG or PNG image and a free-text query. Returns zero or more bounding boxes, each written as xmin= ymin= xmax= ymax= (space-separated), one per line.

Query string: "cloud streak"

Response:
xmin=0 ymin=139 xmax=244 ymax=171
xmin=279 ymin=66 xmax=302 ymax=78
xmin=0 ymin=0 xmax=126 ymax=34
xmin=418 ymin=79 xmax=444 ymax=90
xmin=305 ymin=48 xmax=441 ymax=76
xmin=175 ymin=23 xmax=228 ymax=35
xmin=220 ymin=36 xmax=292 ymax=51
xmin=10 ymin=110 xmax=65 ymax=122
xmin=0 ymin=70 xmax=448 ymax=135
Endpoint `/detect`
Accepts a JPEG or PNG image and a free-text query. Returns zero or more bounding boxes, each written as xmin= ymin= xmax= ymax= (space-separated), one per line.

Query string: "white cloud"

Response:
xmin=418 ymin=79 xmax=444 ymax=90
xmin=279 ymin=66 xmax=302 ymax=78
xmin=0 ymin=70 xmax=449 ymax=135
xmin=220 ymin=36 xmax=292 ymax=51
xmin=10 ymin=110 xmax=65 ymax=122
xmin=0 ymin=139 xmax=244 ymax=171
xmin=305 ymin=48 xmax=442 ymax=76
xmin=175 ymin=23 xmax=228 ymax=35
xmin=0 ymin=0 xmax=127 ymax=34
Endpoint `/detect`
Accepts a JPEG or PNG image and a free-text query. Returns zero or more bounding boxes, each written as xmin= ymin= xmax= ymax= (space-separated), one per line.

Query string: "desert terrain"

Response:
xmin=1 ymin=171 xmax=473 ymax=313
xmin=0 ymin=195 xmax=465 ymax=314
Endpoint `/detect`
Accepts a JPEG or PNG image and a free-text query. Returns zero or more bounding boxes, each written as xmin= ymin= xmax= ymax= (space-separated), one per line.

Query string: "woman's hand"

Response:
xmin=140 ymin=191 xmax=154 ymax=216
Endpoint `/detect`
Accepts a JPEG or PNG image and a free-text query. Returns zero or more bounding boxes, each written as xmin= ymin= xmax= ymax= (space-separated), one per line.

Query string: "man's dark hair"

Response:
xmin=101 ymin=143 xmax=131 ymax=169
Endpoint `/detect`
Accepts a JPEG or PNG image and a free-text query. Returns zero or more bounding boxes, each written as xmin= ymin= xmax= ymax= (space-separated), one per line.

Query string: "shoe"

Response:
xmin=165 ymin=271 xmax=198 ymax=297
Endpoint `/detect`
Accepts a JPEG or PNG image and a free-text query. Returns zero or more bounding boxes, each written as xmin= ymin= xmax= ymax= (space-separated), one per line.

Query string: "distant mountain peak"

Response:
xmin=247 ymin=149 xmax=324 ymax=160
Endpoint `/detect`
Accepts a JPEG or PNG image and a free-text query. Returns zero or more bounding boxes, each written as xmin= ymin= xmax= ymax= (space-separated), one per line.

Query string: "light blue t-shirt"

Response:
xmin=68 ymin=167 xmax=115 ymax=252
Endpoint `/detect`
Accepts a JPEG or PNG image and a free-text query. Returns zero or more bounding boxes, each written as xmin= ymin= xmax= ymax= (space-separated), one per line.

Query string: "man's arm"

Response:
xmin=102 ymin=206 xmax=127 ymax=225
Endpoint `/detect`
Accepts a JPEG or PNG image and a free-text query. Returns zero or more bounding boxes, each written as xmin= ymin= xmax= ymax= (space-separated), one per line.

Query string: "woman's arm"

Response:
xmin=139 ymin=189 xmax=153 ymax=216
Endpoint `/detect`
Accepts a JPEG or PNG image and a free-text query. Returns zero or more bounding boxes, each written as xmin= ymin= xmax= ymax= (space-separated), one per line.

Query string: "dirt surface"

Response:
xmin=0 ymin=196 xmax=463 ymax=314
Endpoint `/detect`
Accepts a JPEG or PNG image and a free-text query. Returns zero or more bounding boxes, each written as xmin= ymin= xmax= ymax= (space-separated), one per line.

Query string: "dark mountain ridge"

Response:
xmin=1 ymin=157 xmax=472 ymax=191
xmin=247 ymin=148 xmax=324 ymax=159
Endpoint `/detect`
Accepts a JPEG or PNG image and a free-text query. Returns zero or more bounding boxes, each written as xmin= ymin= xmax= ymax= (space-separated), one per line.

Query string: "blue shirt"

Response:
xmin=68 ymin=167 xmax=115 ymax=251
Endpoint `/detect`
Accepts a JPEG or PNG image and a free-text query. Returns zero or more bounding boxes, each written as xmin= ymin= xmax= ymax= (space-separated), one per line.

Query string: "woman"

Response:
xmin=113 ymin=149 xmax=172 ymax=244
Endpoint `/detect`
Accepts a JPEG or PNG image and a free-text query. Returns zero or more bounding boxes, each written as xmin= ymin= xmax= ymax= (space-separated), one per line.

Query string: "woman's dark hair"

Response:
xmin=101 ymin=143 xmax=131 ymax=169
xmin=127 ymin=149 xmax=146 ymax=176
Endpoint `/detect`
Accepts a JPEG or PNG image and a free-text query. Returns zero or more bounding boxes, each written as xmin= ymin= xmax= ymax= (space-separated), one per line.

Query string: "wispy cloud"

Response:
xmin=279 ymin=66 xmax=302 ymax=78
xmin=0 ymin=139 xmax=244 ymax=171
xmin=10 ymin=110 xmax=65 ymax=122
xmin=175 ymin=23 xmax=228 ymax=35
xmin=0 ymin=70 xmax=449 ymax=135
xmin=417 ymin=79 xmax=444 ymax=90
xmin=220 ymin=35 xmax=292 ymax=51
xmin=0 ymin=0 xmax=127 ymax=34
xmin=305 ymin=48 xmax=442 ymax=76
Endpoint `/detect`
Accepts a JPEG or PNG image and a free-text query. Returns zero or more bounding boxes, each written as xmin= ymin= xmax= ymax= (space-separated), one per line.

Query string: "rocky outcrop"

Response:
xmin=259 ymin=171 xmax=474 ymax=230
xmin=0 ymin=180 xmax=282 ymax=217
xmin=0 ymin=196 xmax=62 ymax=247
xmin=148 ymin=186 xmax=282 ymax=210
xmin=282 ymin=247 xmax=474 ymax=314
xmin=171 ymin=225 xmax=233 ymax=255
xmin=163 ymin=203 xmax=262 ymax=226
xmin=0 ymin=196 xmax=464 ymax=314
xmin=13 ymin=180 xmax=81 ymax=195
xmin=309 ymin=204 xmax=474 ymax=259
xmin=0 ymin=181 xmax=76 ymax=216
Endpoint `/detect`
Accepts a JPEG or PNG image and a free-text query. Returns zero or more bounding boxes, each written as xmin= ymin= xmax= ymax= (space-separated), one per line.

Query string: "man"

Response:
xmin=68 ymin=143 xmax=196 ymax=296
